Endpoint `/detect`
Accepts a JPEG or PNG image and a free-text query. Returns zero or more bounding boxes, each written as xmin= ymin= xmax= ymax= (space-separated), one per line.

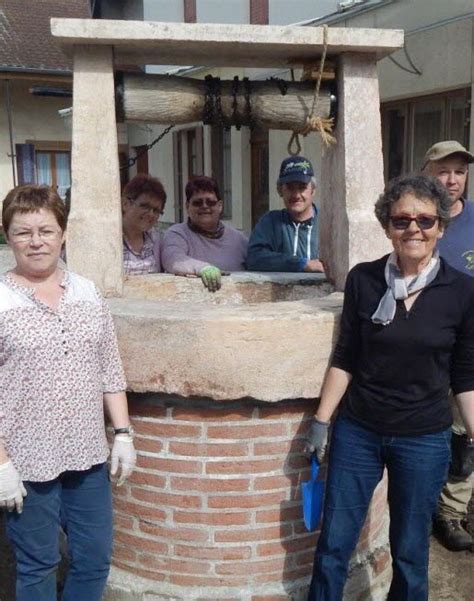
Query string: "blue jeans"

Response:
xmin=6 ymin=463 xmax=113 ymax=601
xmin=308 ymin=416 xmax=451 ymax=601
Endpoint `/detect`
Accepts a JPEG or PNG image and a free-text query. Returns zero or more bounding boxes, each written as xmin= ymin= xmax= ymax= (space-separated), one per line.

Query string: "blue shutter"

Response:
xmin=15 ymin=143 xmax=36 ymax=184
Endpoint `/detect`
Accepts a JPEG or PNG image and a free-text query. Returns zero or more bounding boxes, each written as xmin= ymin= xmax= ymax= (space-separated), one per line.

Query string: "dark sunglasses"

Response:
xmin=189 ymin=198 xmax=219 ymax=208
xmin=389 ymin=215 xmax=439 ymax=230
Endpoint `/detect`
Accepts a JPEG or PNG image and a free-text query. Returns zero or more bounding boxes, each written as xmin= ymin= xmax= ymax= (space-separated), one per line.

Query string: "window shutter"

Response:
xmin=15 ymin=144 xmax=36 ymax=184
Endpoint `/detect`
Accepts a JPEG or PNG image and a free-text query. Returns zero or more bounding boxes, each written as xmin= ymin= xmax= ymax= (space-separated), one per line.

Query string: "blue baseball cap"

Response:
xmin=278 ymin=156 xmax=315 ymax=185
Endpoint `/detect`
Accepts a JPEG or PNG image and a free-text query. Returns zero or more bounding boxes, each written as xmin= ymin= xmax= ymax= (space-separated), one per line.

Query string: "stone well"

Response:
xmin=103 ymin=274 xmax=391 ymax=601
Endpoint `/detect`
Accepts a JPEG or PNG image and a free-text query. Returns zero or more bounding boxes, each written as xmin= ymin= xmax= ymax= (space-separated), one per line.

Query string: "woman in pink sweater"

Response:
xmin=161 ymin=176 xmax=247 ymax=292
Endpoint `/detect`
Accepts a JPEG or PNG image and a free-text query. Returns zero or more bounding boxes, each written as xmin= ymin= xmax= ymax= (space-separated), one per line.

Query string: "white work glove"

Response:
xmin=110 ymin=434 xmax=137 ymax=486
xmin=0 ymin=460 xmax=27 ymax=513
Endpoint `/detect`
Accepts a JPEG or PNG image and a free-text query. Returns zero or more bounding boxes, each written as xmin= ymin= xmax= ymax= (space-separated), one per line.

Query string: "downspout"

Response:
xmin=5 ymin=79 xmax=17 ymax=186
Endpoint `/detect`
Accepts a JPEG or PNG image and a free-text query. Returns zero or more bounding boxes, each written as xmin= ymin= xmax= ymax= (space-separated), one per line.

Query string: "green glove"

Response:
xmin=200 ymin=265 xmax=222 ymax=292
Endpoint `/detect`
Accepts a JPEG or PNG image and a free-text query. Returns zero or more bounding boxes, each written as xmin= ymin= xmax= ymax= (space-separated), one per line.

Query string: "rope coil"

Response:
xmin=288 ymin=24 xmax=336 ymax=156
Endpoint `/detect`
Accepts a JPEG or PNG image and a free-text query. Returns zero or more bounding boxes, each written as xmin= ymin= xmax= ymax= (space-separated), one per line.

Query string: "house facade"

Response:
xmin=0 ymin=0 xmax=93 ymax=204
xmin=2 ymin=0 xmax=472 ymax=232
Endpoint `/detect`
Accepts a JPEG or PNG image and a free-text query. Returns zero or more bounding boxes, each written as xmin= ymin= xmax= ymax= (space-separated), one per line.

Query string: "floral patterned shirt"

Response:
xmin=123 ymin=229 xmax=161 ymax=275
xmin=0 ymin=271 xmax=126 ymax=482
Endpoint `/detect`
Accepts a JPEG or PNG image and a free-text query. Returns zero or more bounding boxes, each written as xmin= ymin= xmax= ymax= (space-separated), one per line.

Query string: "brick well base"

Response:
xmin=105 ymin=394 xmax=391 ymax=601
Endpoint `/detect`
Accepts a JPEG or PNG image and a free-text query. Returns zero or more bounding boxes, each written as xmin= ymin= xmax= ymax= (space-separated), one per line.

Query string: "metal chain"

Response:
xmin=120 ymin=123 xmax=175 ymax=171
xmin=243 ymin=77 xmax=253 ymax=129
xmin=203 ymin=75 xmax=229 ymax=129
xmin=268 ymin=76 xmax=288 ymax=96
xmin=214 ymin=78 xmax=227 ymax=128
xmin=231 ymin=76 xmax=241 ymax=130
xmin=203 ymin=75 xmax=214 ymax=125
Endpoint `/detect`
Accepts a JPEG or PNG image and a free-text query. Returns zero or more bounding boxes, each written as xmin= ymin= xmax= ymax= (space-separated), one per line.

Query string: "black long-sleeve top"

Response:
xmin=333 ymin=256 xmax=474 ymax=436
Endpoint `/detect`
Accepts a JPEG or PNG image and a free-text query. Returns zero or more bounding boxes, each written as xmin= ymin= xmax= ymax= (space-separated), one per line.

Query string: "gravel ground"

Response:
xmin=428 ymin=497 xmax=473 ymax=601
xmin=428 ymin=536 xmax=472 ymax=601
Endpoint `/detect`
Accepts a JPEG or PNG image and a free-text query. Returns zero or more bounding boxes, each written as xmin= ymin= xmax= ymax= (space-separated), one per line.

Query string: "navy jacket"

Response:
xmin=246 ymin=206 xmax=319 ymax=272
xmin=437 ymin=199 xmax=474 ymax=275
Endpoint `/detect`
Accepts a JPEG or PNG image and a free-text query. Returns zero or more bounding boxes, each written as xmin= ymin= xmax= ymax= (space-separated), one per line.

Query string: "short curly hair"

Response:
xmin=2 ymin=184 xmax=67 ymax=235
xmin=123 ymin=174 xmax=167 ymax=205
xmin=185 ymin=176 xmax=220 ymax=202
xmin=375 ymin=175 xmax=452 ymax=230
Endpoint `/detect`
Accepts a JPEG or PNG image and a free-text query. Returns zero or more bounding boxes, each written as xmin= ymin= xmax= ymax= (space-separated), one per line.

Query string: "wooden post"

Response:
xmin=320 ymin=53 xmax=390 ymax=291
xmin=68 ymin=45 xmax=123 ymax=296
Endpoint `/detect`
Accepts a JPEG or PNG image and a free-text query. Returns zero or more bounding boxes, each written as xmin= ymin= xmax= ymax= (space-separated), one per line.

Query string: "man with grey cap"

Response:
xmin=246 ymin=155 xmax=324 ymax=272
xmin=422 ymin=140 xmax=474 ymax=552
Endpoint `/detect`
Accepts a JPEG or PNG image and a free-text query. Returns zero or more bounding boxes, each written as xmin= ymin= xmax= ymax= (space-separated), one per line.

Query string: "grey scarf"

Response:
xmin=371 ymin=251 xmax=440 ymax=325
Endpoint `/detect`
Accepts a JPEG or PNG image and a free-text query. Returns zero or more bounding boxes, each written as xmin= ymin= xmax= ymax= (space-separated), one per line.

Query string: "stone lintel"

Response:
xmin=67 ymin=45 xmax=123 ymax=296
xmin=109 ymin=293 xmax=343 ymax=402
xmin=320 ymin=52 xmax=391 ymax=291
xmin=51 ymin=19 xmax=404 ymax=68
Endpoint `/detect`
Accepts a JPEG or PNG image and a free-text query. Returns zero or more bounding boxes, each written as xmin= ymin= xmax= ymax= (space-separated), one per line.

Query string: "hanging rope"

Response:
xmin=287 ymin=24 xmax=336 ymax=156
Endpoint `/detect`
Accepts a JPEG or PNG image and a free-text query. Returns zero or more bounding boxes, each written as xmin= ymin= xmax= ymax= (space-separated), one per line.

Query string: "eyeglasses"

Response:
xmin=136 ymin=202 xmax=164 ymax=216
xmin=10 ymin=229 xmax=62 ymax=243
xmin=189 ymin=198 xmax=219 ymax=208
xmin=389 ymin=215 xmax=440 ymax=230
xmin=128 ymin=198 xmax=164 ymax=216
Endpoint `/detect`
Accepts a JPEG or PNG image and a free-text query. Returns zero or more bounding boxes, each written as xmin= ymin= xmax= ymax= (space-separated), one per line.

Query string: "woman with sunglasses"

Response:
xmin=161 ymin=176 xmax=247 ymax=292
xmin=305 ymin=175 xmax=474 ymax=601
xmin=122 ymin=174 xmax=167 ymax=275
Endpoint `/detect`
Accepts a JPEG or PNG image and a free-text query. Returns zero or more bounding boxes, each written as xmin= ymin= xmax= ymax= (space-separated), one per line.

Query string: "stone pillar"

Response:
xmin=68 ymin=45 xmax=123 ymax=296
xmin=320 ymin=52 xmax=391 ymax=291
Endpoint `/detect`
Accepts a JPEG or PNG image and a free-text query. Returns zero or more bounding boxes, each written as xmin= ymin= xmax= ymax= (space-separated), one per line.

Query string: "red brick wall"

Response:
xmin=184 ymin=0 xmax=197 ymax=23
xmin=111 ymin=396 xmax=389 ymax=597
xmin=250 ymin=0 xmax=269 ymax=25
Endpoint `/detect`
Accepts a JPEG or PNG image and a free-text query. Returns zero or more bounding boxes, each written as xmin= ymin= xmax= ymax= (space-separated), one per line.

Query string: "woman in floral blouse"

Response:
xmin=0 ymin=184 xmax=137 ymax=601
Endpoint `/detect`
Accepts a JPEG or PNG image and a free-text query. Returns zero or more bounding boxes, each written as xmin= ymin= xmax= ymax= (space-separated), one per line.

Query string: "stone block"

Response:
xmin=109 ymin=291 xmax=342 ymax=402
xmin=51 ymin=19 xmax=404 ymax=68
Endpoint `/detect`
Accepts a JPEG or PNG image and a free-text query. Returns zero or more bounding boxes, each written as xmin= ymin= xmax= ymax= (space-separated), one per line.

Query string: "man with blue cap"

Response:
xmin=246 ymin=155 xmax=324 ymax=272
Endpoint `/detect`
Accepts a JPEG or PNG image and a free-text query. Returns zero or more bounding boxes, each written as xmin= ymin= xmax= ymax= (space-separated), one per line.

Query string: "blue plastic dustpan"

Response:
xmin=301 ymin=455 xmax=325 ymax=531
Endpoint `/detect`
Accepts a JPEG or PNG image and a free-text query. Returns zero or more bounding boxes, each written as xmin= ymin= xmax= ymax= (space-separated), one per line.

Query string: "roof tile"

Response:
xmin=0 ymin=0 xmax=91 ymax=73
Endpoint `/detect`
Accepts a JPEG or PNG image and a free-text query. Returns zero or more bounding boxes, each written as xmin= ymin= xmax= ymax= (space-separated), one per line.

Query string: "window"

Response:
xmin=16 ymin=142 xmax=72 ymax=199
xmin=381 ymin=88 xmax=470 ymax=180
xmin=36 ymin=151 xmax=71 ymax=199
xmin=173 ymin=126 xmax=204 ymax=222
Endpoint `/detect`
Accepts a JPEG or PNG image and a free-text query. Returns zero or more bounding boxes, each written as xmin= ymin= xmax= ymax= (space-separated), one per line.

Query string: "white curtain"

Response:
xmin=36 ymin=152 xmax=52 ymax=186
xmin=56 ymin=153 xmax=71 ymax=199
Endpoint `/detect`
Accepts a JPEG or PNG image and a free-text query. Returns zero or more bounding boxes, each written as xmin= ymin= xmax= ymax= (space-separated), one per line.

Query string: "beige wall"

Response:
xmin=0 ymin=78 xmax=72 ymax=201
xmin=377 ymin=19 xmax=472 ymax=101
xmin=339 ymin=5 xmax=474 ymax=199
xmin=269 ymin=0 xmax=337 ymax=25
